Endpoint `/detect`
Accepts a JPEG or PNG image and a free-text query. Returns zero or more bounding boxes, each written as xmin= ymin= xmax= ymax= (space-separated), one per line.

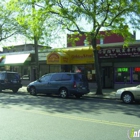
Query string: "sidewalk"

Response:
xmin=84 ymin=88 xmax=116 ymax=100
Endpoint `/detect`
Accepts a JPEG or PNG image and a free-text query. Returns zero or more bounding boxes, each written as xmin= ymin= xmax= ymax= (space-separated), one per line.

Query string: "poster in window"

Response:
xmin=133 ymin=74 xmax=138 ymax=80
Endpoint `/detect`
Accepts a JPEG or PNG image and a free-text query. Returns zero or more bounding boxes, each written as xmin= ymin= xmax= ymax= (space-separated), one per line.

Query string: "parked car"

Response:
xmin=115 ymin=85 xmax=140 ymax=103
xmin=0 ymin=71 xmax=22 ymax=93
xmin=27 ymin=72 xmax=90 ymax=98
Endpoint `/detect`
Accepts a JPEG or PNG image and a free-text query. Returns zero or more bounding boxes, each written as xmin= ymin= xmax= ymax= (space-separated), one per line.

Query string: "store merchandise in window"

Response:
xmin=115 ymin=67 xmax=130 ymax=83
xmin=132 ymin=67 xmax=140 ymax=82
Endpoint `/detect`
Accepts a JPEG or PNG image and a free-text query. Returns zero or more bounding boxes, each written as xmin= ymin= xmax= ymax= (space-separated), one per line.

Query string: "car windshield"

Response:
xmin=39 ymin=74 xmax=52 ymax=81
xmin=7 ymin=73 xmax=20 ymax=80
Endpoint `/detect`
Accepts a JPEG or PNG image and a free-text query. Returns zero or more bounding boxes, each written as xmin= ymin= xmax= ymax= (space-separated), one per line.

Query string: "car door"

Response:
xmin=48 ymin=73 xmax=63 ymax=94
xmin=36 ymin=74 xmax=52 ymax=93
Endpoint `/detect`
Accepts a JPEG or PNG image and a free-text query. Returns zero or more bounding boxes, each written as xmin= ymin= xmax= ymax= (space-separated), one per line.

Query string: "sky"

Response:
xmin=0 ymin=30 xmax=140 ymax=52
xmin=0 ymin=33 xmax=67 ymax=51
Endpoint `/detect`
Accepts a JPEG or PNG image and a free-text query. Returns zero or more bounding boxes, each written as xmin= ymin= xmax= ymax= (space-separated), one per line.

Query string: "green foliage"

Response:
xmin=40 ymin=45 xmax=51 ymax=51
xmin=3 ymin=46 xmax=15 ymax=50
xmin=3 ymin=0 xmax=140 ymax=49
xmin=6 ymin=0 xmax=63 ymax=47
xmin=46 ymin=0 xmax=140 ymax=48
xmin=41 ymin=0 xmax=140 ymax=94
xmin=0 ymin=2 xmax=20 ymax=42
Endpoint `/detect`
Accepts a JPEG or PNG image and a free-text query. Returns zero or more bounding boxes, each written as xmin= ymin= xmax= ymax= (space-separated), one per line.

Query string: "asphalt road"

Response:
xmin=0 ymin=89 xmax=140 ymax=140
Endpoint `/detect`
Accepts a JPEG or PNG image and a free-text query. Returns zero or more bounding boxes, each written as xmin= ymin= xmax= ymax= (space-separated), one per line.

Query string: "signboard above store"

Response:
xmin=98 ymin=46 xmax=140 ymax=58
xmin=47 ymin=47 xmax=94 ymax=64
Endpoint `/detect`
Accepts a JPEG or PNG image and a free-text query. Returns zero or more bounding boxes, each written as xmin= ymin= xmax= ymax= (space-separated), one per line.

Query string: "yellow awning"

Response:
xmin=47 ymin=47 xmax=94 ymax=64
xmin=47 ymin=52 xmax=69 ymax=64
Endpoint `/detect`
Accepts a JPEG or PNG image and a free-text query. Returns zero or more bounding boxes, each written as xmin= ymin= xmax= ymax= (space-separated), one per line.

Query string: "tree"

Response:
xmin=43 ymin=0 xmax=140 ymax=94
xmin=7 ymin=0 xmax=62 ymax=79
xmin=0 ymin=3 xmax=20 ymax=43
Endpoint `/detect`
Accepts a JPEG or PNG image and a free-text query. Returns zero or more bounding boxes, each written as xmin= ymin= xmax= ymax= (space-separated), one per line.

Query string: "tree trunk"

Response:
xmin=91 ymin=37 xmax=103 ymax=95
xmin=34 ymin=36 xmax=39 ymax=80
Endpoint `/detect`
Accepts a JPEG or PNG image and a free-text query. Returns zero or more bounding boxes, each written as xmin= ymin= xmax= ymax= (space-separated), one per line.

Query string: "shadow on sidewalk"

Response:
xmin=84 ymin=88 xmax=116 ymax=99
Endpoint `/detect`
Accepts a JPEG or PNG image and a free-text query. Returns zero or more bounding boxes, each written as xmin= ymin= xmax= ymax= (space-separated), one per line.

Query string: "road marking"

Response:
xmin=10 ymin=107 xmax=140 ymax=128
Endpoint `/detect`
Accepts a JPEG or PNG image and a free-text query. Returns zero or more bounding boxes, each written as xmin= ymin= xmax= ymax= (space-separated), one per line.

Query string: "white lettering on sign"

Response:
xmin=98 ymin=47 xmax=140 ymax=58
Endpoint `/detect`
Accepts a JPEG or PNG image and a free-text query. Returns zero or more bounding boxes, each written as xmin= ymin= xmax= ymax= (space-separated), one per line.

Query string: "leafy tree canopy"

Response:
xmin=0 ymin=2 xmax=20 ymax=42
xmin=39 ymin=0 xmax=140 ymax=94
xmin=41 ymin=0 xmax=140 ymax=47
xmin=6 ymin=0 xmax=64 ymax=46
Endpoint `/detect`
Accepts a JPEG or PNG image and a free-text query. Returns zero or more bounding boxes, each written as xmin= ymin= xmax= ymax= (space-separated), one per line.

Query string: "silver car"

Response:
xmin=116 ymin=85 xmax=140 ymax=103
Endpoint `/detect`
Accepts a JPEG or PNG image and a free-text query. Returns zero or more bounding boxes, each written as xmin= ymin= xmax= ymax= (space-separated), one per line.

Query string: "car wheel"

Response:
xmin=59 ymin=88 xmax=68 ymax=98
xmin=122 ymin=92 xmax=133 ymax=104
xmin=30 ymin=87 xmax=37 ymax=96
xmin=12 ymin=88 xmax=18 ymax=93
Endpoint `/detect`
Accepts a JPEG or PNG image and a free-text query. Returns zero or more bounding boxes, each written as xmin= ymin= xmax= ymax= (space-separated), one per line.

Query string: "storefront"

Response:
xmin=0 ymin=53 xmax=32 ymax=85
xmin=47 ymin=47 xmax=96 ymax=83
xmin=47 ymin=44 xmax=140 ymax=89
xmin=99 ymin=45 xmax=140 ymax=89
xmin=0 ymin=53 xmax=31 ymax=72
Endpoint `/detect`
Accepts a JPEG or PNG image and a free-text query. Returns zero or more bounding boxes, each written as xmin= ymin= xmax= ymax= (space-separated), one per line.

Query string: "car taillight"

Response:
xmin=73 ymin=82 xmax=77 ymax=88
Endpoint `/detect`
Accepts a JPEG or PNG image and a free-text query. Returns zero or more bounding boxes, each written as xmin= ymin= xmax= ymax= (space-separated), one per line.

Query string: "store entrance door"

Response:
xmin=102 ymin=66 xmax=113 ymax=88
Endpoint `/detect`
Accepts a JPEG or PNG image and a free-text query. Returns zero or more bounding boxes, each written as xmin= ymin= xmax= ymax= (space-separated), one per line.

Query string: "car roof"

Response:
xmin=43 ymin=72 xmax=83 ymax=77
xmin=0 ymin=71 xmax=18 ymax=74
xmin=47 ymin=72 xmax=82 ymax=75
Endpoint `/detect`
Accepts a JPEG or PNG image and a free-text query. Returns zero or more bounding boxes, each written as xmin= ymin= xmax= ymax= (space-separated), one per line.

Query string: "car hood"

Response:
xmin=28 ymin=80 xmax=38 ymax=86
xmin=118 ymin=86 xmax=136 ymax=91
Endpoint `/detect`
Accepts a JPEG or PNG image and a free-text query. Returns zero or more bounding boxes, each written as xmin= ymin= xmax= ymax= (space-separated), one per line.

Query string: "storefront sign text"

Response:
xmin=47 ymin=53 xmax=59 ymax=63
xmin=98 ymin=46 xmax=140 ymax=58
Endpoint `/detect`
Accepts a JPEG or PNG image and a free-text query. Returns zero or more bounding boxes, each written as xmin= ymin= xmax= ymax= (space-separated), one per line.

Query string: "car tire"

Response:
xmin=30 ymin=87 xmax=37 ymax=96
xmin=122 ymin=92 xmax=133 ymax=104
xmin=12 ymin=88 xmax=19 ymax=93
xmin=59 ymin=88 xmax=68 ymax=98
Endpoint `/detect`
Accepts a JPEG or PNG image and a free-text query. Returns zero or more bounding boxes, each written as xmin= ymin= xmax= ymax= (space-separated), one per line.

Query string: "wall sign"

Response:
xmin=98 ymin=46 xmax=140 ymax=58
xmin=117 ymin=68 xmax=128 ymax=72
xmin=135 ymin=67 xmax=140 ymax=72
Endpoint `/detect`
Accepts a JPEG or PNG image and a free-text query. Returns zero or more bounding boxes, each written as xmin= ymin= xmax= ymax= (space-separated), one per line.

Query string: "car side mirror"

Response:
xmin=38 ymin=79 xmax=41 ymax=82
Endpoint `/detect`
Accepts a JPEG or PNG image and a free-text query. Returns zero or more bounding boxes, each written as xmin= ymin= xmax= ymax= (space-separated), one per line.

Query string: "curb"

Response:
xmin=83 ymin=92 xmax=116 ymax=100
xmin=83 ymin=95 xmax=116 ymax=100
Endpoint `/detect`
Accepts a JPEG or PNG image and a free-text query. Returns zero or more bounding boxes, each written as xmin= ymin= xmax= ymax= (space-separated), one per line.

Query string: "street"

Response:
xmin=0 ymin=88 xmax=140 ymax=140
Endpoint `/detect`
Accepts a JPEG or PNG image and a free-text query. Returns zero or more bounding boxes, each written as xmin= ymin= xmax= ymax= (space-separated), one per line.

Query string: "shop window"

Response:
xmin=50 ymin=65 xmax=61 ymax=73
xmin=132 ymin=67 xmax=140 ymax=83
xmin=40 ymin=65 xmax=50 ymax=76
xmin=21 ymin=66 xmax=30 ymax=80
xmin=73 ymin=64 xmax=96 ymax=82
xmin=115 ymin=67 xmax=130 ymax=83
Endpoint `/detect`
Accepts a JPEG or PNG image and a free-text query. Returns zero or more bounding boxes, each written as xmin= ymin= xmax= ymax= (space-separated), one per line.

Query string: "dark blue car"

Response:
xmin=0 ymin=71 xmax=22 ymax=93
xmin=27 ymin=72 xmax=89 ymax=98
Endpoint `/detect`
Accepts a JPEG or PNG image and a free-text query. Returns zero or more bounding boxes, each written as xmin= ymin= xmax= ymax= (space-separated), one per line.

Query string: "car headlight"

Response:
xmin=116 ymin=89 xmax=124 ymax=94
